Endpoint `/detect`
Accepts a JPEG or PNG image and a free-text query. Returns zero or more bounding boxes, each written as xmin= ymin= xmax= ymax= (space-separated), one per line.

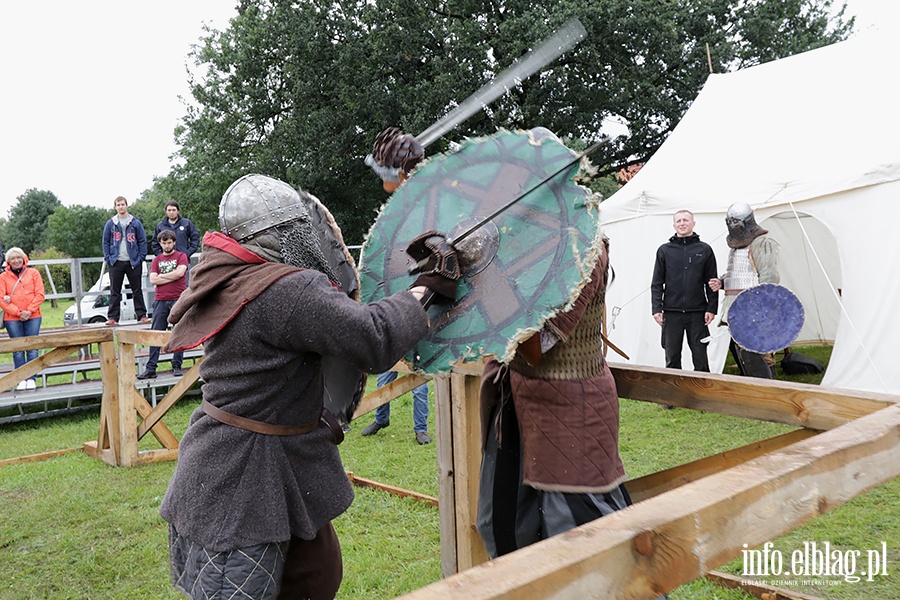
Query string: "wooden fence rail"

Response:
xmin=406 ymin=364 xmax=900 ymax=599
xmin=3 ymin=330 xmax=899 ymax=599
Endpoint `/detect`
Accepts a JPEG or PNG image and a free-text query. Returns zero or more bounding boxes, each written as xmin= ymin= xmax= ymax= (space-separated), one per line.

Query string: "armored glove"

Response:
xmin=365 ymin=127 xmax=425 ymax=191
xmin=406 ymin=230 xmax=460 ymax=305
xmin=373 ymin=127 xmax=424 ymax=173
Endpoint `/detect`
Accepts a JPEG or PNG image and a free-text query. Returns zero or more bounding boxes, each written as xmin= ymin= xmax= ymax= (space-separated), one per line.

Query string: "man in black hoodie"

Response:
xmin=651 ymin=210 xmax=718 ymax=372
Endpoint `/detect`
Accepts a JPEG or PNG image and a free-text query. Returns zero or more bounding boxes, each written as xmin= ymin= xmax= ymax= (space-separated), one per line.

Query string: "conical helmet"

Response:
xmin=219 ymin=174 xmax=310 ymax=242
xmin=725 ymin=202 xmax=767 ymax=249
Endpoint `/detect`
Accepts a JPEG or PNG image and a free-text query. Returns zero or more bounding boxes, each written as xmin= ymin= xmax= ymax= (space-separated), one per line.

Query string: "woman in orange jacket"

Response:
xmin=0 ymin=247 xmax=46 ymax=390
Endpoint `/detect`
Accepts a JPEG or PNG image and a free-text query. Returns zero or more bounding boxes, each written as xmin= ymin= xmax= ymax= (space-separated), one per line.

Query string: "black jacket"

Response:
xmin=152 ymin=216 xmax=201 ymax=257
xmin=651 ymin=233 xmax=718 ymax=314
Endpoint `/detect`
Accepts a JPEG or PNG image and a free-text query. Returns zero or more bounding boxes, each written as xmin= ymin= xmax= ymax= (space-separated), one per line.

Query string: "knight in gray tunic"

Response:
xmin=159 ymin=174 xmax=457 ymax=600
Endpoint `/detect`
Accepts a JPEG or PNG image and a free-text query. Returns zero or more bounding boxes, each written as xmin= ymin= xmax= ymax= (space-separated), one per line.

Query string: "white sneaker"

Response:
xmin=26 ymin=380 xmax=36 ymax=389
xmin=16 ymin=381 xmax=27 ymax=391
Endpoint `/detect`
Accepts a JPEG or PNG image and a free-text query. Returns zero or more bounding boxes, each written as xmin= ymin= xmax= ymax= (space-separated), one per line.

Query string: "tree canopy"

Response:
xmin=46 ymin=204 xmax=112 ymax=258
xmin=5 ymin=188 xmax=62 ymax=254
xmin=158 ymin=0 xmax=852 ymax=244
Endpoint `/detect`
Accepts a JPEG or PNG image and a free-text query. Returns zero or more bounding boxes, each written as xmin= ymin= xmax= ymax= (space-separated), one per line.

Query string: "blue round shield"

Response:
xmin=728 ymin=283 xmax=805 ymax=354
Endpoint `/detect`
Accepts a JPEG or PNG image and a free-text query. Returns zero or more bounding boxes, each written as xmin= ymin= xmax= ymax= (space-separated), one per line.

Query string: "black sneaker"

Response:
xmin=361 ymin=421 xmax=389 ymax=436
xmin=172 ymin=368 xmax=184 ymax=377
xmin=137 ymin=371 xmax=157 ymax=380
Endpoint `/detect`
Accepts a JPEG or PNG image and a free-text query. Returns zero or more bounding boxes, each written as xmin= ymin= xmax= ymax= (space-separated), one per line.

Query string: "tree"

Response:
xmin=29 ymin=247 xmax=71 ymax=308
xmin=6 ymin=188 xmax=62 ymax=254
xmin=128 ymin=196 xmax=164 ymax=239
xmin=0 ymin=217 xmax=8 ymax=252
xmin=46 ymin=204 xmax=111 ymax=258
xmin=163 ymin=0 xmax=853 ymax=245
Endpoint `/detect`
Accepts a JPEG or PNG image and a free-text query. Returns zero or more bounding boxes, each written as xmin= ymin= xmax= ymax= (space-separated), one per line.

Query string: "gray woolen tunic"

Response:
xmin=159 ymin=270 xmax=428 ymax=551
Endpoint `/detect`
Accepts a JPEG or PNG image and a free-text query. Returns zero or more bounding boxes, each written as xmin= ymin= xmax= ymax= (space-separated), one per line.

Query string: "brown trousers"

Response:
xmin=278 ymin=523 xmax=343 ymax=600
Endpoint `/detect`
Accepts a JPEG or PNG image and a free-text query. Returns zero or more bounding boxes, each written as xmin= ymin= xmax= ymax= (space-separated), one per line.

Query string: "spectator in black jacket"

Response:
xmin=152 ymin=201 xmax=200 ymax=259
xmin=651 ymin=210 xmax=718 ymax=373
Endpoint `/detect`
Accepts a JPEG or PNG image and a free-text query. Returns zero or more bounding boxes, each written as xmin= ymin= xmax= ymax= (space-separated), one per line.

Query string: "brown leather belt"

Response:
xmin=201 ymin=400 xmax=344 ymax=444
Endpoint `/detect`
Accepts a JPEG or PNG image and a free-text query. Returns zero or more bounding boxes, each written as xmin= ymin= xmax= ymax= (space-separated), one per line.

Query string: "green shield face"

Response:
xmin=360 ymin=130 xmax=603 ymax=373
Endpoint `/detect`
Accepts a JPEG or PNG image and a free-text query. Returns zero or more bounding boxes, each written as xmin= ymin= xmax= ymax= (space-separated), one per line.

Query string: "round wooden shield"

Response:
xmin=728 ymin=283 xmax=805 ymax=354
xmin=359 ymin=130 xmax=603 ymax=373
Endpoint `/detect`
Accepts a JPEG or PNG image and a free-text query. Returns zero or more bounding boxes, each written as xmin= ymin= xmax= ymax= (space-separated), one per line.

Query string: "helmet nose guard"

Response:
xmin=219 ymin=174 xmax=310 ymax=242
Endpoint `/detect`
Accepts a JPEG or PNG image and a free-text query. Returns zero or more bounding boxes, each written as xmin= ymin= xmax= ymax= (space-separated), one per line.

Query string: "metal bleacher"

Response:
xmin=0 ymin=256 xmax=203 ymax=425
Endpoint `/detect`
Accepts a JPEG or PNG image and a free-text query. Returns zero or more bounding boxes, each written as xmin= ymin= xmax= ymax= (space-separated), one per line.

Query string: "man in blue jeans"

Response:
xmin=102 ymin=196 xmax=149 ymax=325
xmin=361 ymin=371 xmax=431 ymax=444
xmin=138 ymin=230 xmax=188 ymax=380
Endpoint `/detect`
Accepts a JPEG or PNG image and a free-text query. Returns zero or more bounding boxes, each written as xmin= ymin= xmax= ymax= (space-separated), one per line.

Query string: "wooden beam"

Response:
xmin=82 ymin=441 xmax=113 ymax=464
xmin=628 ymin=429 xmax=817 ymax=503
xmin=114 ymin=328 xmax=171 ymax=346
xmin=610 ymin=364 xmax=895 ymax=430
xmin=133 ymin=448 xmax=180 ymax=465
xmin=116 ymin=338 xmax=139 ymax=466
xmin=0 ymin=344 xmax=83 ymax=389
xmin=346 ymin=472 xmax=439 ymax=507
xmin=137 ymin=358 xmax=204 ymax=439
xmin=435 ymin=374 xmax=459 ymax=577
xmin=131 ymin=389 xmax=178 ymax=449
xmin=0 ymin=329 xmax=112 ymax=352
xmin=96 ymin=341 xmax=120 ymax=463
xmin=450 ymin=371 xmax=489 ymax=571
xmin=0 ymin=447 xmax=81 ymax=467
xmin=352 ymin=373 xmax=429 ymax=419
xmin=396 ymin=403 xmax=900 ymax=599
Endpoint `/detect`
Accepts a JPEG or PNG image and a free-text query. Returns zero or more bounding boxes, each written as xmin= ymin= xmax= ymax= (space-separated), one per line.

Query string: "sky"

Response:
xmin=0 ymin=1 xmax=238 ymax=218
xmin=0 ymin=1 xmax=897 ymax=219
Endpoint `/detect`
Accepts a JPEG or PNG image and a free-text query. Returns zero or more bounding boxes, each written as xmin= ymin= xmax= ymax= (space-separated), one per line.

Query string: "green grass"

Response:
xmin=1 ymin=349 xmax=897 ymax=599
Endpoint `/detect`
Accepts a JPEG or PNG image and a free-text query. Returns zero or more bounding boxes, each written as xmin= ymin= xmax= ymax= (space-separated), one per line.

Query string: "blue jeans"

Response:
xmin=5 ymin=317 xmax=42 ymax=380
xmin=145 ymin=299 xmax=182 ymax=372
xmin=375 ymin=371 xmax=429 ymax=433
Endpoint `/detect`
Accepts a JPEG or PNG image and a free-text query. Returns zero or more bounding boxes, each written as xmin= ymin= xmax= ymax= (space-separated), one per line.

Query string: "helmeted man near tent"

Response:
xmin=651 ymin=209 xmax=717 ymax=373
xmin=158 ymin=174 xmax=458 ymax=600
xmin=709 ymin=202 xmax=780 ymax=378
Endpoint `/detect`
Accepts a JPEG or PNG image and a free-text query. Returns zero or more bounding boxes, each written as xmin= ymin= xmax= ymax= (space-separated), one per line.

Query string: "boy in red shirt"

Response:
xmin=138 ymin=230 xmax=188 ymax=379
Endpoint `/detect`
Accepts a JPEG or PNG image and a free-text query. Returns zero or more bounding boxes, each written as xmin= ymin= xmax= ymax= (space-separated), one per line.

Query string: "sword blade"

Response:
xmin=416 ymin=18 xmax=587 ymax=148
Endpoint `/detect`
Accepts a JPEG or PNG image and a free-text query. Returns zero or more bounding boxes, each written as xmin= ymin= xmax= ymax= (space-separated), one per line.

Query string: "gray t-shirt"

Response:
xmin=114 ymin=215 xmax=133 ymax=262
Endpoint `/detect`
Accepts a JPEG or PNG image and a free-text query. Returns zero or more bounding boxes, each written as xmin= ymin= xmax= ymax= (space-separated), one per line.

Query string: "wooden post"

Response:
xmin=434 ymin=374 xmax=458 ymax=576
xmin=450 ymin=368 xmax=489 ymax=570
xmin=84 ymin=339 xmax=121 ymax=465
xmin=116 ymin=333 xmax=140 ymax=467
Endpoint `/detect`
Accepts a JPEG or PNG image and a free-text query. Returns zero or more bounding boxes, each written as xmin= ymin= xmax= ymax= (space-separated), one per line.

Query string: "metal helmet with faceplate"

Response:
xmin=219 ymin=174 xmax=310 ymax=242
xmin=725 ymin=201 xmax=767 ymax=249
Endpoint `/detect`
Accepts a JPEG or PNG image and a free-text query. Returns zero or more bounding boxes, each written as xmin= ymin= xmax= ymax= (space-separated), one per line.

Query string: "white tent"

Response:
xmin=599 ymin=30 xmax=900 ymax=395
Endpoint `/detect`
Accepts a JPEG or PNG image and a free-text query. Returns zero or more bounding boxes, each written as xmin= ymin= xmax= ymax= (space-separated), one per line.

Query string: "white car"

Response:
xmin=63 ymin=265 xmax=153 ymax=326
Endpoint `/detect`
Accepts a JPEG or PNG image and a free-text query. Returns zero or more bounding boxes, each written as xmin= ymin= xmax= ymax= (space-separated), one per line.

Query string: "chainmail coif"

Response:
xmin=279 ymin=219 xmax=340 ymax=283
xmin=241 ymin=218 xmax=340 ymax=286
